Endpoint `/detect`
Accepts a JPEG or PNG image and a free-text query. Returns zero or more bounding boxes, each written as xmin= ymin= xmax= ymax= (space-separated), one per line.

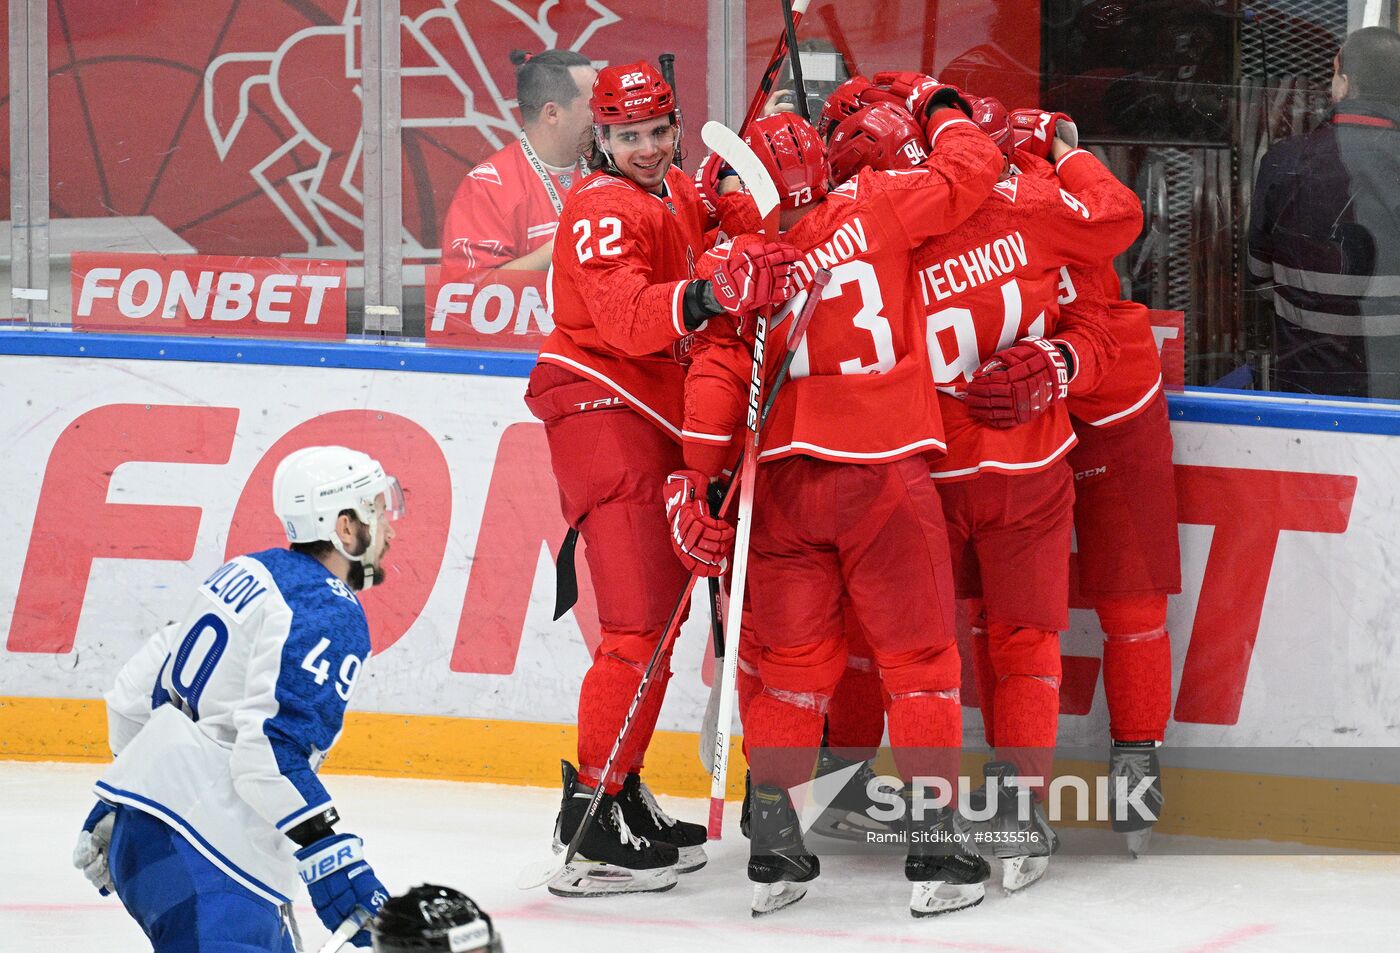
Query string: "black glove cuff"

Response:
xmin=286 ymin=806 xmax=341 ymax=848
xmin=1052 ymin=340 xmax=1078 ymax=380
xmin=683 ymin=280 xmax=724 ymax=330
xmin=926 ymin=90 xmax=974 ymax=120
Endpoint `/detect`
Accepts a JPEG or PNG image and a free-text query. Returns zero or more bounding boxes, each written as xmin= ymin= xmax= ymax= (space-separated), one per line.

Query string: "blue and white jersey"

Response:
xmin=95 ymin=549 xmax=371 ymax=905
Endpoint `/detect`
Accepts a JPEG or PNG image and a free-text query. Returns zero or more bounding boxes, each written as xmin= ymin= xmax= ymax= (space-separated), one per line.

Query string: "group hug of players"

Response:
xmin=64 ymin=56 xmax=1183 ymax=952
xmin=529 ymin=58 xmax=1181 ymax=917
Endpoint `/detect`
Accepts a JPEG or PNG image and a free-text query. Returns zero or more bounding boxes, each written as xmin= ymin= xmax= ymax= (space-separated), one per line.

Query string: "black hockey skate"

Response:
xmin=748 ymin=784 xmax=820 ymax=917
xmin=1108 ymin=741 xmax=1164 ymax=858
xmin=981 ymin=761 xmax=1058 ymax=893
xmin=549 ymin=761 xmax=679 ymax=897
xmin=616 ymin=772 xmax=708 ymax=873
xmin=805 ymin=747 xmax=897 ymax=843
xmin=903 ymin=785 xmax=990 ymax=917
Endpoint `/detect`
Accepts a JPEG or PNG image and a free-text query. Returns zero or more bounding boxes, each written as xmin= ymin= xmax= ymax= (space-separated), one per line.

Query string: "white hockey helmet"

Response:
xmin=273 ymin=446 xmax=404 ymax=545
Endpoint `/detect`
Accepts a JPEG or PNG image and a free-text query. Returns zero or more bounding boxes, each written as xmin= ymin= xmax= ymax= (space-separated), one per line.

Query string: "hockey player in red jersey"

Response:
xmin=1005 ymin=107 xmax=1180 ymax=854
xmin=678 ymin=103 xmax=1004 ymax=917
xmin=523 ymin=61 xmax=803 ymax=897
xmin=822 ymin=81 xmax=1142 ymax=891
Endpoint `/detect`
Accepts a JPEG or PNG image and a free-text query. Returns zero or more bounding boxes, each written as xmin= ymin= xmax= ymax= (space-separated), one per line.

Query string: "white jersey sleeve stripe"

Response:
xmin=95 ymin=780 xmax=292 ymax=906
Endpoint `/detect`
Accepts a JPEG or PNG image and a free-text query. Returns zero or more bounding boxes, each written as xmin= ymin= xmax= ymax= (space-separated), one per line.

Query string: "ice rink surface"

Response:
xmin=6 ymin=761 xmax=1397 ymax=952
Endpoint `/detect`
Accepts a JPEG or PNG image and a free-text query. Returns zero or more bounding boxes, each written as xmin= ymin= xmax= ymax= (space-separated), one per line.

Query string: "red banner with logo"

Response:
xmin=71 ymin=253 xmax=347 ymax=341
xmin=424 ymin=265 xmax=550 ymax=351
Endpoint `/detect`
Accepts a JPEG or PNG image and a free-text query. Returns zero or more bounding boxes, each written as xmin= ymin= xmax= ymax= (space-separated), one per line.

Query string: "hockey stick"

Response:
xmin=657 ymin=52 xmax=683 ymax=170
xmin=780 ymin=0 xmax=810 ymax=122
xmin=739 ymin=0 xmax=811 ymax=134
xmin=315 ymin=907 xmax=371 ymax=953
xmin=699 ymin=119 xmax=785 ymax=840
xmin=696 ymin=269 xmax=829 ymax=778
xmin=514 ymin=123 xmax=784 ymax=890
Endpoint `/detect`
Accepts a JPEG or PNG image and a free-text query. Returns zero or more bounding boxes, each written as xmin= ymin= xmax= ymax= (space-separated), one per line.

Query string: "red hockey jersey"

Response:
xmin=537 ymin=165 xmax=711 ymax=438
xmin=918 ymin=148 xmax=1143 ymax=480
xmin=1011 ymin=152 xmax=1164 ymax=428
xmin=1064 ymin=265 xmax=1164 ymax=426
xmin=440 ymin=136 xmax=584 ymax=282
xmin=682 ymin=114 xmax=1003 ymax=476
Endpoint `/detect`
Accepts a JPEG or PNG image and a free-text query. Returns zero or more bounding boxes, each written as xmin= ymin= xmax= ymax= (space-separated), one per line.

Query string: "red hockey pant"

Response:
xmin=941 ymin=464 xmax=1074 ymax=790
xmin=529 ymin=366 xmax=688 ymax=793
xmin=743 ymin=456 xmax=962 ymax=790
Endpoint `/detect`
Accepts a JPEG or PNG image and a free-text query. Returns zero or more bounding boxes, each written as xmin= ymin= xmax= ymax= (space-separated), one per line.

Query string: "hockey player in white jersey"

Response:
xmin=71 ymin=446 xmax=404 ymax=951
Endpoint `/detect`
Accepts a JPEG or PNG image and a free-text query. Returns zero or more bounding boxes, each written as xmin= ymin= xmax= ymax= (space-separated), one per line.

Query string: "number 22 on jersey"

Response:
xmin=572 ymin=217 xmax=623 ymax=262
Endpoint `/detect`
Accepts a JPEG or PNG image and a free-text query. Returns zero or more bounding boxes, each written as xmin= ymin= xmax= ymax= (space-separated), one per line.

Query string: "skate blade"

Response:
xmin=1001 ymin=855 xmax=1050 ymax=893
xmin=547 ymin=861 xmax=678 ymax=897
xmin=751 ymin=881 xmax=808 ymax=917
xmin=1125 ymin=827 xmax=1153 ymax=858
xmin=675 ymin=844 xmax=708 ymax=874
xmin=910 ymin=880 xmax=985 ymax=917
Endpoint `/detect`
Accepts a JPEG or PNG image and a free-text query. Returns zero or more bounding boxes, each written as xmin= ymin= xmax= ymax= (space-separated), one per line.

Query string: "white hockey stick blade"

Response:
xmin=315 ymin=907 xmax=371 ymax=953
xmin=701 ymin=121 xmax=781 ymax=222
xmin=698 ymin=664 xmax=723 ymax=772
xmin=516 ymin=853 xmax=566 ymax=891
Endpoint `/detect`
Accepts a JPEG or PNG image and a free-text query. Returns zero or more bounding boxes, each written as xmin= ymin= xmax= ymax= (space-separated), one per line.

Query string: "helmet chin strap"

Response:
xmin=330 ymin=514 xmax=385 ymax=590
xmin=593 ymin=126 xmax=619 ymax=174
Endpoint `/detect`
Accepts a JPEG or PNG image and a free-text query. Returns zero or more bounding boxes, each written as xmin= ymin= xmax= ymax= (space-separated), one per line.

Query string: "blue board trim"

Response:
xmin=5 ymin=329 xmax=1400 ymax=435
xmin=1169 ymin=387 xmax=1400 ymax=436
xmin=0 ymin=328 xmax=535 ymax=378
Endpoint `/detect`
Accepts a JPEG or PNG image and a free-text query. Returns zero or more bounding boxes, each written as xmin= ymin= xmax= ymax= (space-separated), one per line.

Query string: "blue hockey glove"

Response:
xmin=296 ymin=833 xmax=388 ymax=948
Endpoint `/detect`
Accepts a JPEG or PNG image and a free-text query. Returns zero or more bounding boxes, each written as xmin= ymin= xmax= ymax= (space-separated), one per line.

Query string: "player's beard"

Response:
xmin=348 ymin=522 xmax=391 ymax=592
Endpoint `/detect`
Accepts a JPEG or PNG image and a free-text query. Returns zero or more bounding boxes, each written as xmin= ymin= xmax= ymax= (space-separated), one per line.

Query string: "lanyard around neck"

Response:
xmin=519 ymin=134 xmax=579 ymax=216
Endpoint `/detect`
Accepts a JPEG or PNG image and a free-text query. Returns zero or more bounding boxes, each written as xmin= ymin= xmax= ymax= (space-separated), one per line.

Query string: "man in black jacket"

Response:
xmin=1249 ymin=27 xmax=1400 ymax=398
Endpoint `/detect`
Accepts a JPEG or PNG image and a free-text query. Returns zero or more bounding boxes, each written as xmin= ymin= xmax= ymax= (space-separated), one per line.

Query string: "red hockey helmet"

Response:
xmin=826 ymin=102 xmax=928 ymax=186
xmin=590 ymin=61 xmax=675 ymax=125
xmin=969 ymin=96 xmax=1015 ymax=160
xmin=743 ymin=113 xmax=829 ymax=209
xmin=815 ymin=75 xmax=873 ymax=141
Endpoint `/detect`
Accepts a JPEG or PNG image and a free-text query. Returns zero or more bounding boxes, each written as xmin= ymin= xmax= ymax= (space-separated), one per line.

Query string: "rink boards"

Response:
xmin=1 ymin=335 xmax=1398 ymax=844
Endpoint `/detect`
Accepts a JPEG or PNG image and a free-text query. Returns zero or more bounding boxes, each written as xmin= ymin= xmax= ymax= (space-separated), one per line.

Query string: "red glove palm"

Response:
xmin=965 ymin=337 xmax=1074 ymax=428
xmin=1008 ymin=109 xmax=1079 ymax=158
xmin=709 ymin=241 xmax=803 ymax=318
xmin=663 ymin=470 xmax=734 ymax=577
xmin=865 ymin=71 xmax=974 ymax=121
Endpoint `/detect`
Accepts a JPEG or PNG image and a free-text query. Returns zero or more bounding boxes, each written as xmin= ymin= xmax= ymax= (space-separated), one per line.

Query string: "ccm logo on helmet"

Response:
xmin=622 ymin=97 xmax=651 ymax=108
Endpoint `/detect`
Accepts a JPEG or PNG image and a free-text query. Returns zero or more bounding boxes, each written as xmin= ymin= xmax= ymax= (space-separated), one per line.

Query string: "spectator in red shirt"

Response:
xmin=440 ymin=50 xmax=597 ymax=279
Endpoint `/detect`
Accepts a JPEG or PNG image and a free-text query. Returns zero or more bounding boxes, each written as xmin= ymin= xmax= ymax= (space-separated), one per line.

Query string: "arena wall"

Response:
xmin=2 ymin=333 xmax=1397 ymax=847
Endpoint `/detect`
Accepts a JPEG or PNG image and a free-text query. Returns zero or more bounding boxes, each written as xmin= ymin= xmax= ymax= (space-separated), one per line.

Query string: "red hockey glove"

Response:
xmin=965 ymin=337 xmax=1075 ymax=429
xmin=1008 ymin=108 xmax=1079 ymax=159
xmin=708 ymin=241 xmax=803 ymax=319
xmin=866 ymin=71 xmax=974 ymax=122
xmin=663 ymin=470 xmax=735 ymax=577
xmin=693 ymin=151 xmax=735 ymax=217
